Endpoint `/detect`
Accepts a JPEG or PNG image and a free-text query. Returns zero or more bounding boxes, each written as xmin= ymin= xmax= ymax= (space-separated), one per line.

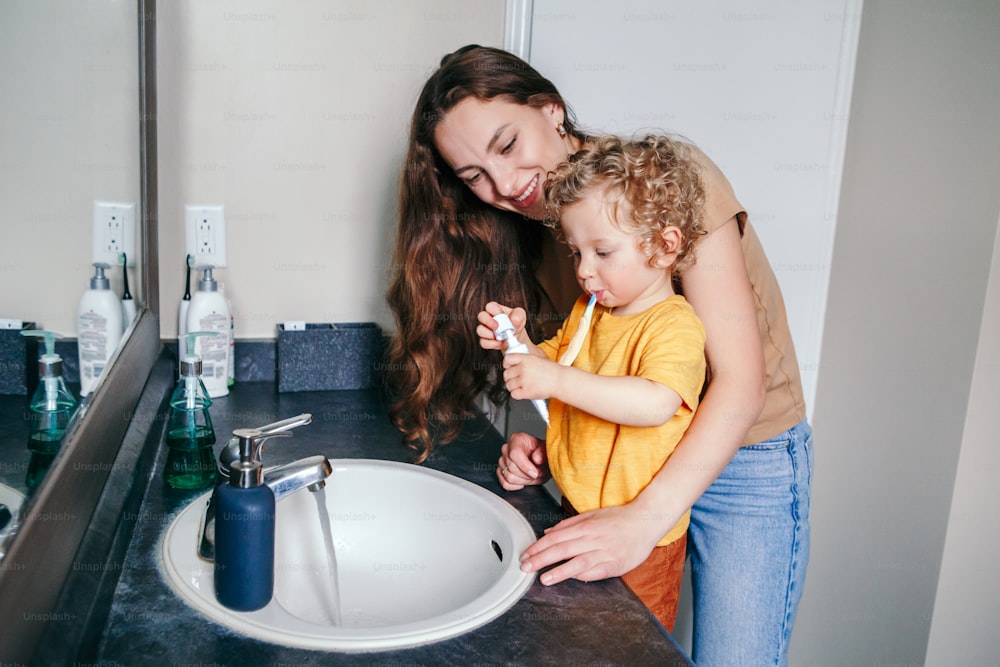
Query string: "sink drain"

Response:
xmin=490 ymin=540 xmax=503 ymax=562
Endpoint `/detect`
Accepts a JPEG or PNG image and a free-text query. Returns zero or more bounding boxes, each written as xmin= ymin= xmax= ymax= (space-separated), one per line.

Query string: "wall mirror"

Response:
xmin=0 ymin=0 xmax=157 ymax=563
xmin=0 ymin=1 xmax=160 ymax=657
xmin=0 ymin=0 xmax=139 ymax=535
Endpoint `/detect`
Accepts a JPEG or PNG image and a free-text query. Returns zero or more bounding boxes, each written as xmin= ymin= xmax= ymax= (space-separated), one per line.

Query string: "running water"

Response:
xmin=312 ymin=488 xmax=343 ymax=626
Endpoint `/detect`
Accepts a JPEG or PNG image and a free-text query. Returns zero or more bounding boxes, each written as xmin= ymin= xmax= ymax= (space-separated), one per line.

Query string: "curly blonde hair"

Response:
xmin=544 ymin=134 xmax=706 ymax=274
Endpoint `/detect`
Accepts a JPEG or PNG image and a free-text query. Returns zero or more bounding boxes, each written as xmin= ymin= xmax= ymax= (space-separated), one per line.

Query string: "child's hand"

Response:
xmin=477 ymin=302 xmax=528 ymax=351
xmin=503 ymin=352 xmax=559 ymax=401
xmin=497 ymin=432 xmax=549 ymax=491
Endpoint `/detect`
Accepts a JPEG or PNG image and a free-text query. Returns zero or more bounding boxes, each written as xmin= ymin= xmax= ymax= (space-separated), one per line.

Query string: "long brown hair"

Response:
xmin=386 ymin=45 xmax=582 ymax=462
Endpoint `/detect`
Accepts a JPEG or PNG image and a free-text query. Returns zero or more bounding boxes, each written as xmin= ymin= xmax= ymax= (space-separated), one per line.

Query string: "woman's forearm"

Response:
xmin=628 ymin=372 xmax=764 ymax=526
xmin=631 ymin=215 xmax=766 ymax=525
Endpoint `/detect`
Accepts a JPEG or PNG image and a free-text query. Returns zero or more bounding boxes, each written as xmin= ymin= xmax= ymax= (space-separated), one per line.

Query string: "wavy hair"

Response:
xmin=385 ymin=45 xmax=585 ymax=462
xmin=544 ymin=134 xmax=706 ymax=273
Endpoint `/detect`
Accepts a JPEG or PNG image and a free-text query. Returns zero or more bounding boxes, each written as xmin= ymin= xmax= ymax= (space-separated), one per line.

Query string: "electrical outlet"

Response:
xmin=185 ymin=205 xmax=227 ymax=268
xmin=92 ymin=201 xmax=137 ymax=266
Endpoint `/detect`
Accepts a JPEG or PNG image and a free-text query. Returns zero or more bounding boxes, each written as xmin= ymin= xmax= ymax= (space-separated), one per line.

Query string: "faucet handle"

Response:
xmin=254 ymin=413 xmax=313 ymax=436
xmin=217 ymin=414 xmax=313 ymax=479
xmin=232 ymin=428 xmax=292 ymax=465
xmin=229 ymin=428 xmax=292 ymax=488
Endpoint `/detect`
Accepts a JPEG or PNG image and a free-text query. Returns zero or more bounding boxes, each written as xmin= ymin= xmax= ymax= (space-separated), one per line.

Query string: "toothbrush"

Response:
xmin=558 ymin=293 xmax=598 ymax=367
xmin=120 ymin=252 xmax=137 ymax=326
xmin=179 ymin=254 xmax=193 ymax=338
xmin=492 ymin=313 xmax=551 ymax=427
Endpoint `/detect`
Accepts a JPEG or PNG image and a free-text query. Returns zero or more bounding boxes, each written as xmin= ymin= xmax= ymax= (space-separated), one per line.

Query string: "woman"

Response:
xmin=386 ymin=45 xmax=812 ymax=666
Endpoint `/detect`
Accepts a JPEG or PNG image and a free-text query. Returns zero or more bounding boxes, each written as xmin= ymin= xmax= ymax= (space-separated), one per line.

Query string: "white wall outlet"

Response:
xmin=92 ymin=201 xmax=137 ymax=266
xmin=184 ymin=205 xmax=227 ymax=268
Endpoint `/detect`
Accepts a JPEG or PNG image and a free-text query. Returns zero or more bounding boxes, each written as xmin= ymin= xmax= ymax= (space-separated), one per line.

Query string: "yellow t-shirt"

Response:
xmin=538 ymin=294 xmax=706 ymax=546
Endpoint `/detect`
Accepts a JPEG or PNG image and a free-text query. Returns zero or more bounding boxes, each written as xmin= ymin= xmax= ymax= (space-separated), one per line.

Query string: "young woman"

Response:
xmin=386 ymin=45 xmax=812 ymax=666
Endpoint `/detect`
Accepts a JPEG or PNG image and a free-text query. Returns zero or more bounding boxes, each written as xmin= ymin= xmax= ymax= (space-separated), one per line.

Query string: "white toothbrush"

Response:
xmin=558 ymin=293 xmax=598 ymax=367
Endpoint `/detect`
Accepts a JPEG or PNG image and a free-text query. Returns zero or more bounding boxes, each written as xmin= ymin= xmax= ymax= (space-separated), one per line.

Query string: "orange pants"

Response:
xmin=621 ymin=534 xmax=686 ymax=632
xmin=562 ymin=497 xmax=685 ymax=632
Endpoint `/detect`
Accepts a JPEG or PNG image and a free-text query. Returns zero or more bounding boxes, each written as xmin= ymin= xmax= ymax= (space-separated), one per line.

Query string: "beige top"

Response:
xmin=536 ymin=146 xmax=806 ymax=446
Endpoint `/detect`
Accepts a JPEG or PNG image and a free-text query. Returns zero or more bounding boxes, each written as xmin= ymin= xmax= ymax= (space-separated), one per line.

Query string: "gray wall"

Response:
xmin=793 ymin=1 xmax=1000 ymax=664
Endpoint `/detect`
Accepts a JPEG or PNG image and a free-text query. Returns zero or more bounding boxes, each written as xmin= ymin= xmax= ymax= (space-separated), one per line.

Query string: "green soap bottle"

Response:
xmin=21 ymin=331 xmax=77 ymax=491
xmin=164 ymin=331 xmax=219 ymax=490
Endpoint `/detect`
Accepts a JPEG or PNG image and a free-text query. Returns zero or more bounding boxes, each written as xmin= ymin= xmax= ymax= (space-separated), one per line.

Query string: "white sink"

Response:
xmin=160 ymin=459 xmax=536 ymax=652
xmin=0 ymin=483 xmax=25 ymax=540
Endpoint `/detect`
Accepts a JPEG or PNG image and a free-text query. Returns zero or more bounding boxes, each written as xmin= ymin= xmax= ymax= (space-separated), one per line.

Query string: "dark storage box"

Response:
xmin=277 ymin=322 xmax=385 ymax=393
xmin=0 ymin=322 xmax=38 ymax=395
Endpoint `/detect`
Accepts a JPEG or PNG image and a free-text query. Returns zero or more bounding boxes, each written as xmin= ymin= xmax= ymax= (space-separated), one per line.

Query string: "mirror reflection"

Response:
xmin=0 ymin=2 xmax=141 ymax=516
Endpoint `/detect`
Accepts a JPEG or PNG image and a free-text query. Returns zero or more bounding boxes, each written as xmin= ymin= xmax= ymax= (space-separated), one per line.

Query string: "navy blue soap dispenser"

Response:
xmin=214 ymin=427 xmax=280 ymax=611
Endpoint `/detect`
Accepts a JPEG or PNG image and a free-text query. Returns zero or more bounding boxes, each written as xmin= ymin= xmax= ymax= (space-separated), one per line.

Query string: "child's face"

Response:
xmin=561 ymin=195 xmax=674 ymax=316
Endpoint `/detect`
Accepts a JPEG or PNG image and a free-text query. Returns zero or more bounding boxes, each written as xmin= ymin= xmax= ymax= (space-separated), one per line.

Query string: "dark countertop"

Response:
xmin=45 ymin=358 xmax=692 ymax=665
xmin=0 ymin=393 xmax=33 ymax=497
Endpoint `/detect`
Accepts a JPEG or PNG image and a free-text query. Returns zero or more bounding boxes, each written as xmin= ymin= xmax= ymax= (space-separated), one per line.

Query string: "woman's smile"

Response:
xmin=511 ymin=174 xmax=540 ymax=209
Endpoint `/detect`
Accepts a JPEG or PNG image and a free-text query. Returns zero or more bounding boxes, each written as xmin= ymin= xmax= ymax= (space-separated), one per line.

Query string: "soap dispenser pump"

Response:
xmin=214 ymin=427 xmax=283 ymax=611
xmin=20 ymin=330 xmax=77 ymax=491
xmin=164 ymin=331 xmax=219 ymax=490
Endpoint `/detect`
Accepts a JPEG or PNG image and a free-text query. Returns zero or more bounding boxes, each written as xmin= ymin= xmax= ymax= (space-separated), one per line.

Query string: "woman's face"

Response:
xmin=434 ymin=97 xmax=575 ymax=221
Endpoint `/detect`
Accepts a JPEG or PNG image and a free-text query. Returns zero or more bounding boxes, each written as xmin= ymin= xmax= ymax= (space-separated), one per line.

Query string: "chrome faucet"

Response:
xmin=197 ymin=413 xmax=333 ymax=561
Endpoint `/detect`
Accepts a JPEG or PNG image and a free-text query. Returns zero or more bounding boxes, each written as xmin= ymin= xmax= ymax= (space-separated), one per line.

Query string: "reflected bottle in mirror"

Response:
xmin=22 ymin=330 xmax=78 ymax=491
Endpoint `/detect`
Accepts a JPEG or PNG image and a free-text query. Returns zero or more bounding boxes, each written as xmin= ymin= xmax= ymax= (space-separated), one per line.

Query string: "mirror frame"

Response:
xmin=0 ymin=1 xmax=160 ymax=659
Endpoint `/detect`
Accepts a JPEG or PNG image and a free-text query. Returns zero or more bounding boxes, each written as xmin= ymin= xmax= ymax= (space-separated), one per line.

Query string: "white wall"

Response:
xmin=156 ymin=0 xmax=505 ymax=340
xmin=799 ymin=1 xmax=1000 ymax=663
xmin=926 ymin=212 xmax=1000 ymax=664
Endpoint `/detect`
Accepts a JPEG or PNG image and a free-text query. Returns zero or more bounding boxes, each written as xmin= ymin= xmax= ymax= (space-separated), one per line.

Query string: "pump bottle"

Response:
xmin=21 ymin=331 xmax=77 ymax=490
xmin=186 ymin=266 xmax=230 ymax=397
xmin=77 ymin=263 xmax=124 ymax=396
xmin=164 ymin=332 xmax=218 ymax=490
xmin=214 ymin=428 xmax=279 ymax=611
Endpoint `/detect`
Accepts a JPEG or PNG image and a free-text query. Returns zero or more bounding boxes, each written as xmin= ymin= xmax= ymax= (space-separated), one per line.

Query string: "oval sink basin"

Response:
xmin=160 ymin=459 xmax=536 ymax=652
xmin=0 ymin=483 xmax=25 ymax=539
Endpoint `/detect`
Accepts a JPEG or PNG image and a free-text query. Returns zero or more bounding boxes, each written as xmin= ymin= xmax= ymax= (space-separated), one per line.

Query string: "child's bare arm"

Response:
xmin=504 ymin=356 xmax=683 ymax=427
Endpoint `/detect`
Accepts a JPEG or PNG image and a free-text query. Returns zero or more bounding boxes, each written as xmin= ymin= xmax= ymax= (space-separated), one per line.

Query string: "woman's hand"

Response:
xmin=497 ymin=432 xmax=549 ymax=490
xmin=519 ymin=501 xmax=665 ymax=584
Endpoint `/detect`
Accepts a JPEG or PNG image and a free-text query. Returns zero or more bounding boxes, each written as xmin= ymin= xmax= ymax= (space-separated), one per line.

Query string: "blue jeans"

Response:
xmin=687 ymin=419 xmax=813 ymax=666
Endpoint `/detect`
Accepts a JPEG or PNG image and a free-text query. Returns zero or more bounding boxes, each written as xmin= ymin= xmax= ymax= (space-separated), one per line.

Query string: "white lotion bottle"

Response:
xmin=186 ymin=266 xmax=230 ymax=397
xmin=77 ymin=263 xmax=124 ymax=396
